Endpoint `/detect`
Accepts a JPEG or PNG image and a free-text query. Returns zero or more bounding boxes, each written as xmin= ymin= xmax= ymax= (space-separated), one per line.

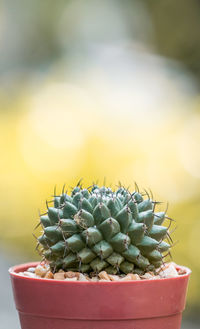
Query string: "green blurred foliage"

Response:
xmin=146 ymin=0 xmax=200 ymax=86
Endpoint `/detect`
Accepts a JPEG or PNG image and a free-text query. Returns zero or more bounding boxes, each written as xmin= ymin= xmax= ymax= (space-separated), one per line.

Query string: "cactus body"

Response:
xmin=36 ymin=184 xmax=171 ymax=274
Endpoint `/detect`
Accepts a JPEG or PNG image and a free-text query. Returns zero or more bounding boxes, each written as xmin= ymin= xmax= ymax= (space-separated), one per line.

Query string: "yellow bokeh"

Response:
xmin=0 ymin=80 xmax=200 ymax=311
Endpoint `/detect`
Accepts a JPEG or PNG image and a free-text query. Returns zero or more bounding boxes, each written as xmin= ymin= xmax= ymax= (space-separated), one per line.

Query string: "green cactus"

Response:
xmin=36 ymin=183 xmax=172 ymax=274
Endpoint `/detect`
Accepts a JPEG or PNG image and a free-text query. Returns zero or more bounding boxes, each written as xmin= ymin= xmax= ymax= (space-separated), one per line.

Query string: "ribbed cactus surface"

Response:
xmin=36 ymin=184 xmax=171 ymax=274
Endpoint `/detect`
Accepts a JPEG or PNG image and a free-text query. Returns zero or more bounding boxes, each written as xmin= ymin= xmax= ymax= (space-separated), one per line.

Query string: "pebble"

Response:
xmin=177 ymin=267 xmax=186 ymax=275
xmin=141 ymin=273 xmax=155 ymax=280
xmin=64 ymin=277 xmax=77 ymax=281
xmin=22 ymin=271 xmax=37 ymax=278
xmin=44 ymin=271 xmax=54 ymax=279
xmin=35 ymin=264 xmax=49 ymax=278
xmin=120 ymin=274 xmax=141 ymax=281
xmin=90 ymin=277 xmax=99 ymax=282
xmin=98 ymin=271 xmax=111 ymax=281
xmin=79 ymin=273 xmax=89 ymax=281
xmin=151 ymin=276 xmax=161 ymax=280
xmin=159 ymin=263 xmax=179 ymax=278
xmin=65 ymin=271 xmax=79 ymax=279
xmin=18 ymin=272 xmax=24 ymax=276
xmin=108 ymin=275 xmax=120 ymax=281
xmin=27 ymin=267 xmax=36 ymax=273
xmin=54 ymin=272 xmax=66 ymax=280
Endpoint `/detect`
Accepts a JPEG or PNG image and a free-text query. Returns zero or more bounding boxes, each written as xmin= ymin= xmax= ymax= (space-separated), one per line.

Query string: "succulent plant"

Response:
xmin=36 ymin=182 xmax=172 ymax=275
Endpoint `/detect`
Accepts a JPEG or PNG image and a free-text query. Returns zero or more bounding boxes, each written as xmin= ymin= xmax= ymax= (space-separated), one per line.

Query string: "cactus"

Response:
xmin=36 ymin=183 xmax=172 ymax=274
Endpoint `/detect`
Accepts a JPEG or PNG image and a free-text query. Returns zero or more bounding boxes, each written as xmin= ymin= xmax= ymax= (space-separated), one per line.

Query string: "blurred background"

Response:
xmin=0 ymin=0 xmax=200 ymax=328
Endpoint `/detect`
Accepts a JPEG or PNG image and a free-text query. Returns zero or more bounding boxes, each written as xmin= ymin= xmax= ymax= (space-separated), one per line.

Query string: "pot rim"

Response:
xmin=9 ymin=262 xmax=191 ymax=284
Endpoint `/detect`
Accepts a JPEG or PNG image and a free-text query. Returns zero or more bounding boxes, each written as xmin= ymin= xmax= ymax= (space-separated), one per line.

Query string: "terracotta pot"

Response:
xmin=9 ymin=262 xmax=191 ymax=329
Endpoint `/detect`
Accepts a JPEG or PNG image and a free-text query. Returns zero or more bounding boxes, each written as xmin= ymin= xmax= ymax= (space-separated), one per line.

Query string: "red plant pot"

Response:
xmin=9 ymin=262 xmax=191 ymax=329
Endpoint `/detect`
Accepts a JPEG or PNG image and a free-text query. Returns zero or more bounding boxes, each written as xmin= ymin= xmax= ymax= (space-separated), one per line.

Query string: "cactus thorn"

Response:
xmin=54 ymin=185 xmax=57 ymax=196
xmin=143 ymin=188 xmax=150 ymax=200
xmin=149 ymin=188 xmax=154 ymax=200
xmin=169 ymin=225 xmax=178 ymax=235
xmin=34 ymin=221 xmax=41 ymax=230
xmin=62 ymin=184 xmax=66 ymax=195
xmin=134 ymin=182 xmax=139 ymax=192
